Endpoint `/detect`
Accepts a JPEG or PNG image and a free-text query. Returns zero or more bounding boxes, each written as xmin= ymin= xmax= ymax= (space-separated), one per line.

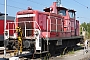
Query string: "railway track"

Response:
xmin=0 ymin=50 xmax=15 ymax=54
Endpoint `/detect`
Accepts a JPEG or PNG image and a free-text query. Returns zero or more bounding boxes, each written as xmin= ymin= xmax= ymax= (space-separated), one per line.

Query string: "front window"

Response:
xmin=58 ymin=10 xmax=66 ymax=16
xmin=18 ymin=17 xmax=34 ymax=36
xmin=69 ymin=11 xmax=75 ymax=18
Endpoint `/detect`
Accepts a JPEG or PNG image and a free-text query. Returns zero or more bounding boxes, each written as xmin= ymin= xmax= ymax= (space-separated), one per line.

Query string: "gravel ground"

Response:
xmin=28 ymin=47 xmax=90 ymax=60
xmin=49 ymin=47 xmax=90 ymax=60
xmin=0 ymin=47 xmax=90 ymax=60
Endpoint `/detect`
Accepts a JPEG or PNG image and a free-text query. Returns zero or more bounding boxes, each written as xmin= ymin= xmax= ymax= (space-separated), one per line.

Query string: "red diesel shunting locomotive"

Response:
xmin=6 ymin=2 xmax=83 ymax=56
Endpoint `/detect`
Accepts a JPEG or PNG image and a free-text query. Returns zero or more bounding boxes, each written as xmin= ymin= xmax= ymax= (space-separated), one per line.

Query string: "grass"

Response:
xmin=60 ymin=48 xmax=75 ymax=57
xmin=68 ymin=48 xmax=75 ymax=54
xmin=63 ymin=47 xmax=67 ymax=55
xmin=68 ymin=50 xmax=75 ymax=54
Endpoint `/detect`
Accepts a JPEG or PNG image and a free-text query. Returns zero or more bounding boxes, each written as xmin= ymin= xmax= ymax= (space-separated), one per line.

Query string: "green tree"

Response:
xmin=87 ymin=22 xmax=90 ymax=38
xmin=81 ymin=22 xmax=87 ymax=31
xmin=80 ymin=22 xmax=90 ymax=39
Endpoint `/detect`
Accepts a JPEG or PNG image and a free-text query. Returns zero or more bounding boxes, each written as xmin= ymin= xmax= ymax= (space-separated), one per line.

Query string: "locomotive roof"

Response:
xmin=43 ymin=6 xmax=68 ymax=12
xmin=17 ymin=9 xmax=63 ymax=18
xmin=43 ymin=7 xmax=51 ymax=12
xmin=0 ymin=15 xmax=15 ymax=21
xmin=57 ymin=6 xmax=68 ymax=10
xmin=68 ymin=9 xmax=76 ymax=12
xmin=0 ymin=12 xmax=8 ymax=16
xmin=0 ymin=12 xmax=15 ymax=21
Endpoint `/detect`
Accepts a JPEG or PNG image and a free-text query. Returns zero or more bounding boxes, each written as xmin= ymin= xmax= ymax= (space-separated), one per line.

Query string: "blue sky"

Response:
xmin=0 ymin=0 xmax=90 ymax=23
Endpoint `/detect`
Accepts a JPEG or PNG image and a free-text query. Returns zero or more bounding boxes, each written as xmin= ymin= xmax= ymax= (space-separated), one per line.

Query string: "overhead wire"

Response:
xmin=0 ymin=3 xmax=24 ymax=10
xmin=11 ymin=0 xmax=46 ymax=7
xmin=10 ymin=0 xmax=42 ymax=9
xmin=1 ymin=0 xmax=89 ymax=10
xmin=77 ymin=17 xmax=90 ymax=20
xmin=0 ymin=0 xmax=89 ymax=12
xmin=0 ymin=0 xmax=48 ymax=14
xmin=0 ymin=0 xmax=46 ymax=10
xmin=73 ymin=0 xmax=89 ymax=9
xmin=0 ymin=0 xmax=47 ymax=16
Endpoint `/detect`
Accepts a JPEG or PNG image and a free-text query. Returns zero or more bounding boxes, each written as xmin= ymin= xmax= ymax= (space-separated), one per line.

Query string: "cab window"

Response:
xmin=69 ymin=11 xmax=75 ymax=18
xmin=58 ymin=10 xmax=66 ymax=16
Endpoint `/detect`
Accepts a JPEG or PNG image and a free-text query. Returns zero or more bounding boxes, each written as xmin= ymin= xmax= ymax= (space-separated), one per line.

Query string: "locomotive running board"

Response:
xmin=48 ymin=36 xmax=83 ymax=40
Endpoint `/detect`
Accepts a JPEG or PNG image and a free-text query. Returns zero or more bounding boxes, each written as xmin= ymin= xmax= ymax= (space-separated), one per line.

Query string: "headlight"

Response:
xmin=23 ymin=40 xmax=30 ymax=48
xmin=34 ymin=29 xmax=40 ymax=36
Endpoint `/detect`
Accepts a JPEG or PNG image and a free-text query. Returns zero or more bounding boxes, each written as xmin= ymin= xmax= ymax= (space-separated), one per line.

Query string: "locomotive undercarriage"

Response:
xmin=6 ymin=35 xmax=83 ymax=57
xmin=40 ymin=36 xmax=83 ymax=56
xmin=7 ymin=39 xmax=35 ymax=53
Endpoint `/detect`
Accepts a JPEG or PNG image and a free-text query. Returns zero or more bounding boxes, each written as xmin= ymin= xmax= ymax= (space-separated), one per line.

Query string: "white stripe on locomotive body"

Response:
xmin=17 ymin=14 xmax=35 ymax=18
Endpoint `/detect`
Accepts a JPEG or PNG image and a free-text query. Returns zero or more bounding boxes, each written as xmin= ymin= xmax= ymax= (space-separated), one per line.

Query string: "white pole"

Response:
xmin=47 ymin=19 xmax=48 ymax=51
xmin=4 ymin=0 xmax=7 ymax=57
xmin=25 ymin=22 xmax=26 ymax=37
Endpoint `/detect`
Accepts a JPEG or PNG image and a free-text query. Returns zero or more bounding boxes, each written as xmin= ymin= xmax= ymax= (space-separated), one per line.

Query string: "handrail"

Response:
xmin=7 ymin=21 xmax=41 ymax=38
xmin=7 ymin=21 xmax=41 ymax=30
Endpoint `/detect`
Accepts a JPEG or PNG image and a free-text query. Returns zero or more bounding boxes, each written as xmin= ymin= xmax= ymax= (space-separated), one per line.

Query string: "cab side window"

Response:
xmin=69 ymin=11 xmax=75 ymax=18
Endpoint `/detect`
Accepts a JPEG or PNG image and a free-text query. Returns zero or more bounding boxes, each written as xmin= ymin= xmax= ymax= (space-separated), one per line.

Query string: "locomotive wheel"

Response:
xmin=7 ymin=41 xmax=15 ymax=50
